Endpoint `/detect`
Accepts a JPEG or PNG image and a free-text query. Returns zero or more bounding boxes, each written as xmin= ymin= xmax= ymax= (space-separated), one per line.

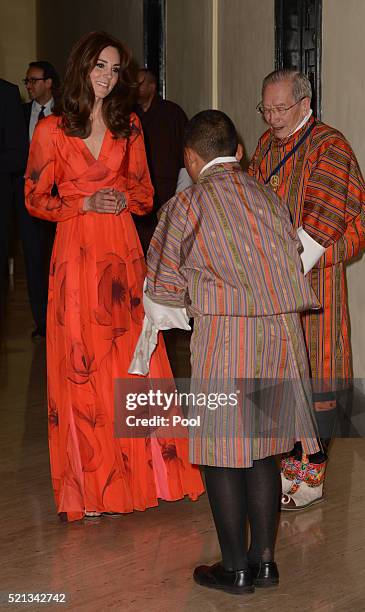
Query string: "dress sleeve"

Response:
xmin=146 ymin=192 xmax=190 ymax=307
xmin=302 ymin=139 xmax=365 ymax=261
xmin=25 ymin=119 xmax=84 ymax=222
xmin=124 ymin=116 xmax=154 ymax=216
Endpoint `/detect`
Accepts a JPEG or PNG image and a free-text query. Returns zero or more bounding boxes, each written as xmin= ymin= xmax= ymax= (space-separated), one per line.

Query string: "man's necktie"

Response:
xmin=38 ymin=106 xmax=46 ymax=121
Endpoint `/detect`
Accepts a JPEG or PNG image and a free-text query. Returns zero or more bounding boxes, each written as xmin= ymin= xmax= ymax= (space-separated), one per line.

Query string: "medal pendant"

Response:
xmin=270 ymin=174 xmax=279 ymax=189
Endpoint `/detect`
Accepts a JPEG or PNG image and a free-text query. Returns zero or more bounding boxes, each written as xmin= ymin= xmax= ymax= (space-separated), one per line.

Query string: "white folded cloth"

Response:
xmin=128 ymin=316 xmax=159 ymax=376
xmin=297 ymin=226 xmax=326 ymax=274
xmin=128 ymin=281 xmax=191 ymax=375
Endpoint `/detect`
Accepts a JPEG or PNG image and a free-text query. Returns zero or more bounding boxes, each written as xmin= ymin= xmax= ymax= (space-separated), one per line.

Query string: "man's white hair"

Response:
xmin=262 ymin=69 xmax=312 ymax=102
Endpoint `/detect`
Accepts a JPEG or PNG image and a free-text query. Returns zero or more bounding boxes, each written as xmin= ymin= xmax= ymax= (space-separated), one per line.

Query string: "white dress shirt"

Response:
xmin=29 ymin=97 xmax=54 ymax=141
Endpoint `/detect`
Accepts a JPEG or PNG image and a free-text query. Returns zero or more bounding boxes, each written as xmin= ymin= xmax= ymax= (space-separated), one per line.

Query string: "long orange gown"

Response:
xmin=25 ymin=113 xmax=204 ymax=521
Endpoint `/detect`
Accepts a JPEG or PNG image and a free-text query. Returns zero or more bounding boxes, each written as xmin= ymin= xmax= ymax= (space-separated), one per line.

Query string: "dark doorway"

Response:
xmin=143 ymin=0 xmax=166 ymax=97
xmin=275 ymin=0 xmax=322 ymax=118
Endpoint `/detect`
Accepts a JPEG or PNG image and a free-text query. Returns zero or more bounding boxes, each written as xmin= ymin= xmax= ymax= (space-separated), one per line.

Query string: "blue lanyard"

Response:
xmin=263 ymin=120 xmax=316 ymax=185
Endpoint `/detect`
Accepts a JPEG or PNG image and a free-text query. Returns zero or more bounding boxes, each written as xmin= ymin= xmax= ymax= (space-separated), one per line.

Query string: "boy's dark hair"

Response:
xmin=184 ymin=110 xmax=238 ymax=161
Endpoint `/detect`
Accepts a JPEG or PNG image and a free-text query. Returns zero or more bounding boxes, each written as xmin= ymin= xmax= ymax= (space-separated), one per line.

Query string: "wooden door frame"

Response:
xmin=143 ymin=0 xmax=166 ymax=97
xmin=275 ymin=0 xmax=322 ymax=118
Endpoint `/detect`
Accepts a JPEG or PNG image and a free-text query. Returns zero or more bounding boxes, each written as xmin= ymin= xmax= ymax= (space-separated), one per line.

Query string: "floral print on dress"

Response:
xmin=25 ymin=113 xmax=204 ymax=521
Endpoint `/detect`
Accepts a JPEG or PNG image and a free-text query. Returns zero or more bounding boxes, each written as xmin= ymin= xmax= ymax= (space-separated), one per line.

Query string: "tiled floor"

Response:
xmin=1 ymin=265 xmax=365 ymax=611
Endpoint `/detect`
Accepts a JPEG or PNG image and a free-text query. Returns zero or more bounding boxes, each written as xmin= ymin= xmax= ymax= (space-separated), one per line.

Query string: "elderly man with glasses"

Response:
xmin=249 ymin=69 xmax=365 ymax=511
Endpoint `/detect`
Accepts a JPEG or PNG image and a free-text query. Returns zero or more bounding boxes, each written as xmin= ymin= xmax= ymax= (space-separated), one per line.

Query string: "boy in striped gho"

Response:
xmin=146 ymin=110 xmax=321 ymax=595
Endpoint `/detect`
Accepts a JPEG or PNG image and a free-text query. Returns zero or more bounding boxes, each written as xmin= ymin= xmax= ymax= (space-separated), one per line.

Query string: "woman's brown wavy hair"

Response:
xmin=54 ymin=31 xmax=138 ymax=139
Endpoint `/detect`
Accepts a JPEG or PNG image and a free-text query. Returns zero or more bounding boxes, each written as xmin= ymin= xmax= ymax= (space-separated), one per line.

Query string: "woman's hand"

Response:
xmin=83 ymin=189 xmax=127 ymax=215
xmin=113 ymin=190 xmax=127 ymax=215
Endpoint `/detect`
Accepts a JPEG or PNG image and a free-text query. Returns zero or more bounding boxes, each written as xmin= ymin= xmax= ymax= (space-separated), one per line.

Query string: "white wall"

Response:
xmin=322 ymin=0 xmax=365 ymax=378
xmin=218 ymin=0 xmax=275 ymax=159
xmin=36 ymin=0 xmax=144 ymax=75
xmin=166 ymin=0 xmax=213 ymax=118
xmin=0 ymin=0 xmax=37 ymax=101
xmin=165 ymin=0 xmax=274 ymax=155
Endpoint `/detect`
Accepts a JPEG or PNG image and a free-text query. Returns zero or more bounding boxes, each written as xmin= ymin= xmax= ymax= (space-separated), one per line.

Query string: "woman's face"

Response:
xmin=89 ymin=46 xmax=120 ymax=100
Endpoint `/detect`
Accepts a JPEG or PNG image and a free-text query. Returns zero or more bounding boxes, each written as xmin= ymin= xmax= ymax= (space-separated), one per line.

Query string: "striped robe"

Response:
xmin=147 ymin=162 xmax=320 ymax=467
xmin=248 ymin=117 xmax=365 ymax=389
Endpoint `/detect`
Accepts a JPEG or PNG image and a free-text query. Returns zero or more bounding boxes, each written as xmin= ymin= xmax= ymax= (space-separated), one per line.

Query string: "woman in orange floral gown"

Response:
xmin=25 ymin=31 xmax=203 ymax=521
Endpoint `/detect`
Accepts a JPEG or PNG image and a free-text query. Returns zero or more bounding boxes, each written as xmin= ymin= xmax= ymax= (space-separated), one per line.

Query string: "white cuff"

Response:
xmin=128 ymin=282 xmax=191 ymax=375
xmin=128 ymin=316 xmax=158 ymax=375
xmin=143 ymin=280 xmax=191 ymax=330
xmin=175 ymin=168 xmax=193 ymax=193
xmin=297 ymin=226 xmax=326 ymax=274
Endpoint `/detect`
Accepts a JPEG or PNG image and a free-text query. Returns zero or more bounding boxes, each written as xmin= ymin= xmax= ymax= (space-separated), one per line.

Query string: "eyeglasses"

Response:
xmin=256 ymin=97 xmax=305 ymax=117
xmin=22 ymin=77 xmax=47 ymax=85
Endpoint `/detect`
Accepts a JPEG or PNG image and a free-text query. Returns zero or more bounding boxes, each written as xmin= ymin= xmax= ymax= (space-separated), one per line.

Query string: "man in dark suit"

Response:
xmin=22 ymin=61 xmax=59 ymax=140
xmin=16 ymin=61 xmax=59 ymax=338
xmin=0 ymin=79 xmax=27 ymax=298
xmin=134 ymin=69 xmax=191 ymax=254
